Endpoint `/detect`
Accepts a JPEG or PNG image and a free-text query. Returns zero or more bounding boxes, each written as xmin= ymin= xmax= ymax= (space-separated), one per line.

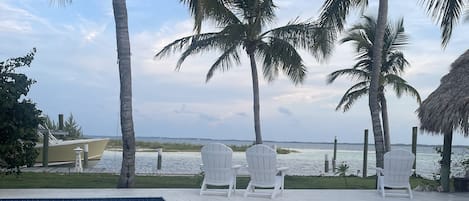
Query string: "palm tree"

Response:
xmin=157 ymin=0 xmax=331 ymax=144
xmin=319 ymin=0 xmax=389 ymax=168
xmin=327 ymin=16 xmax=421 ymax=153
xmin=50 ymin=0 xmax=136 ymax=188
xmin=113 ymin=0 xmax=136 ymax=188
xmin=420 ymin=0 xmax=468 ymax=47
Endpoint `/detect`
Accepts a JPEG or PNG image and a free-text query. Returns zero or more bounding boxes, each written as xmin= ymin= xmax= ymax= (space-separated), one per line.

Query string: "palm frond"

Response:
xmin=390 ymin=18 xmax=408 ymax=49
xmin=154 ymin=32 xmax=217 ymax=59
xmin=383 ymin=74 xmax=406 ymax=84
xmin=159 ymin=24 xmax=244 ymax=70
xmin=264 ymin=20 xmax=333 ymax=60
xmin=419 ymin=0 xmax=465 ymax=47
xmin=318 ymin=0 xmax=368 ymax=33
xmin=466 ymin=10 xmax=469 ymax=22
xmin=316 ymin=0 xmax=368 ymax=57
xmin=254 ymin=0 xmax=276 ymax=27
xmin=341 ymin=16 xmax=375 ymax=54
xmin=175 ymin=31 xmax=243 ymax=70
xmin=327 ymin=68 xmax=369 ymax=84
xmin=341 ymin=30 xmax=372 ymax=53
xmin=49 ymin=0 xmax=72 ymax=7
xmin=382 ymin=17 xmax=407 ymax=56
xmin=180 ymin=0 xmax=241 ymax=33
xmin=389 ymin=80 xmax=422 ymax=104
xmin=383 ymin=51 xmax=409 ymax=75
xmin=336 ymin=83 xmax=369 ymax=112
xmin=352 ymin=57 xmax=371 ymax=69
xmin=206 ymin=44 xmax=241 ymax=82
xmin=257 ymin=37 xmax=306 ymax=84
xmin=309 ymin=25 xmax=335 ymax=61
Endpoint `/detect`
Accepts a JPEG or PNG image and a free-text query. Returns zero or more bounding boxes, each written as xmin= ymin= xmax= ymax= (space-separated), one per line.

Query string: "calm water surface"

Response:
xmin=93 ymin=138 xmax=468 ymax=178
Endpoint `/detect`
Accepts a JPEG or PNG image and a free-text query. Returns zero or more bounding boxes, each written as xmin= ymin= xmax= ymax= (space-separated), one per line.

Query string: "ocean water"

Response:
xmin=93 ymin=138 xmax=469 ymax=178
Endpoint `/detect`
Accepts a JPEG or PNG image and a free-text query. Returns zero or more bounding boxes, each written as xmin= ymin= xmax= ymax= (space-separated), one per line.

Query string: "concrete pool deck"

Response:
xmin=0 ymin=189 xmax=468 ymax=201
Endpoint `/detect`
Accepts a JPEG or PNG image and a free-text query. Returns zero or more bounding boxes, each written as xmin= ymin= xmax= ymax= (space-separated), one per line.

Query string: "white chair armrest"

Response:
xmin=277 ymin=167 xmax=289 ymax=172
xmin=232 ymin=164 xmax=242 ymax=174
xmin=277 ymin=167 xmax=289 ymax=176
xmin=375 ymin=167 xmax=384 ymax=175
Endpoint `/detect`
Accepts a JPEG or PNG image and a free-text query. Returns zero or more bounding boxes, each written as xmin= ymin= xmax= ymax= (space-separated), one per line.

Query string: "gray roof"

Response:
xmin=417 ymin=49 xmax=469 ymax=136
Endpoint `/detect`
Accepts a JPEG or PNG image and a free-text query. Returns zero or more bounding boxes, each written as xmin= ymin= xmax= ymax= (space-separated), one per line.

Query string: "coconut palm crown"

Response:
xmin=318 ymin=0 xmax=389 ymax=168
xmin=327 ymin=16 xmax=421 ymax=151
xmin=156 ymin=0 xmax=331 ymax=144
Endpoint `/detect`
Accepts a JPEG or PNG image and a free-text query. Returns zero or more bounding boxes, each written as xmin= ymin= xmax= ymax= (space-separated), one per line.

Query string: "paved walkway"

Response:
xmin=0 ymin=189 xmax=468 ymax=201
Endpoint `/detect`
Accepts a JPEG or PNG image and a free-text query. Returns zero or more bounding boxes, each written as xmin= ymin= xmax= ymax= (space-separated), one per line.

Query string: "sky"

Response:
xmin=1 ymin=0 xmax=468 ymax=145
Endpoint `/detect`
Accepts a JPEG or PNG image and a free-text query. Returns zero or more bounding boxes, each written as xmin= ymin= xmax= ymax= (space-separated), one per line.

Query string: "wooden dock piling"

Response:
xmin=42 ymin=130 xmax=49 ymax=167
xmin=362 ymin=129 xmax=368 ymax=177
xmin=412 ymin=126 xmax=418 ymax=176
xmin=333 ymin=137 xmax=337 ymax=172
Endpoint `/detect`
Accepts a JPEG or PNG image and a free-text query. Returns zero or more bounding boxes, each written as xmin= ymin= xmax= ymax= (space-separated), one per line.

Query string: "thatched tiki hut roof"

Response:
xmin=417 ymin=49 xmax=469 ymax=192
xmin=418 ymin=49 xmax=469 ymax=136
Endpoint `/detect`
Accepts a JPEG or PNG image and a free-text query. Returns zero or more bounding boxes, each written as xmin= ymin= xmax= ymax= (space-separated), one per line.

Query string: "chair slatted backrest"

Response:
xmin=246 ymin=144 xmax=277 ymax=187
xmin=201 ymin=143 xmax=233 ymax=185
xmin=383 ymin=150 xmax=415 ymax=187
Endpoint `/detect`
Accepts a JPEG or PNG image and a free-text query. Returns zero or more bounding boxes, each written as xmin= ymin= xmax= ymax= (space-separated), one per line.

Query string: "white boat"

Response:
xmin=36 ymin=125 xmax=109 ymax=165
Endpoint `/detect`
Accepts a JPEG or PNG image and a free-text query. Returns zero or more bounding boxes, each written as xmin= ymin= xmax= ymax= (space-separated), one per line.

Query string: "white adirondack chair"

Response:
xmin=200 ymin=143 xmax=241 ymax=197
xmin=244 ymin=144 xmax=288 ymax=199
xmin=376 ymin=149 xmax=415 ymax=199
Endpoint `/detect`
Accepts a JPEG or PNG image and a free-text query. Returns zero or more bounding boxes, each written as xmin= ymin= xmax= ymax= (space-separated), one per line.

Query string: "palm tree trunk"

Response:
xmin=369 ymin=0 xmax=388 ymax=169
xmin=248 ymin=52 xmax=263 ymax=144
xmin=380 ymin=93 xmax=391 ymax=152
xmin=441 ymin=131 xmax=453 ymax=192
xmin=113 ymin=0 xmax=136 ymax=188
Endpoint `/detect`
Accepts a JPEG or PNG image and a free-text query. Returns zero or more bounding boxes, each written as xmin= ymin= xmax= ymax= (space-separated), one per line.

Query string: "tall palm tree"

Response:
xmin=113 ymin=0 xmax=136 ymax=188
xmin=328 ymin=16 xmax=421 ymax=153
xmin=50 ymin=0 xmax=136 ymax=188
xmin=319 ymin=0 xmax=389 ymax=168
xmin=420 ymin=0 xmax=468 ymax=47
xmin=157 ymin=0 xmax=331 ymax=144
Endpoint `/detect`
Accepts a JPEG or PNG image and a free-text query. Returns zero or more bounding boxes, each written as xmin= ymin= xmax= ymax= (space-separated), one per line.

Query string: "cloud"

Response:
xmin=77 ymin=15 xmax=109 ymax=44
xmin=277 ymin=107 xmax=292 ymax=116
xmin=134 ymin=100 xmax=252 ymax=128
xmin=271 ymin=86 xmax=341 ymax=105
xmin=0 ymin=20 xmax=32 ymax=33
xmin=0 ymin=2 xmax=36 ymax=33
xmin=0 ymin=2 xmax=69 ymax=35
xmin=236 ymin=112 xmax=248 ymax=117
xmin=173 ymin=104 xmax=221 ymax=122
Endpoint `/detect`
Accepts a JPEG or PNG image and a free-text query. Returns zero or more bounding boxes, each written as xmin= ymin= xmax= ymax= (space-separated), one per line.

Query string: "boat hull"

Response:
xmin=36 ymin=138 xmax=109 ymax=164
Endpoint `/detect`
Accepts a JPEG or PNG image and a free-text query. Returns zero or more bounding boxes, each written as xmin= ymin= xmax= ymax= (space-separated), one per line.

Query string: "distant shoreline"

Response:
xmin=105 ymin=139 xmax=296 ymax=154
xmin=88 ymin=135 xmax=469 ymax=148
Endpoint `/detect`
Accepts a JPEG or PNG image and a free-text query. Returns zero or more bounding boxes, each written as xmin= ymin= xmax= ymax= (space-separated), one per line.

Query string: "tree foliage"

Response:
xmin=318 ymin=0 xmax=389 ymax=168
xmin=0 ymin=49 xmax=42 ymax=174
xmin=64 ymin=113 xmax=83 ymax=138
xmin=327 ymin=16 xmax=420 ymax=152
xmin=327 ymin=16 xmax=420 ymax=111
xmin=44 ymin=113 xmax=83 ymax=139
xmin=158 ymin=0 xmax=331 ymax=144
xmin=43 ymin=115 xmax=58 ymax=130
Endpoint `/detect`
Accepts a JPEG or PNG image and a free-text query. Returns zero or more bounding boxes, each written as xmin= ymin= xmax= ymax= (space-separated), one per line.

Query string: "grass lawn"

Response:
xmin=0 ymin=172 xmax=436 ymax=189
